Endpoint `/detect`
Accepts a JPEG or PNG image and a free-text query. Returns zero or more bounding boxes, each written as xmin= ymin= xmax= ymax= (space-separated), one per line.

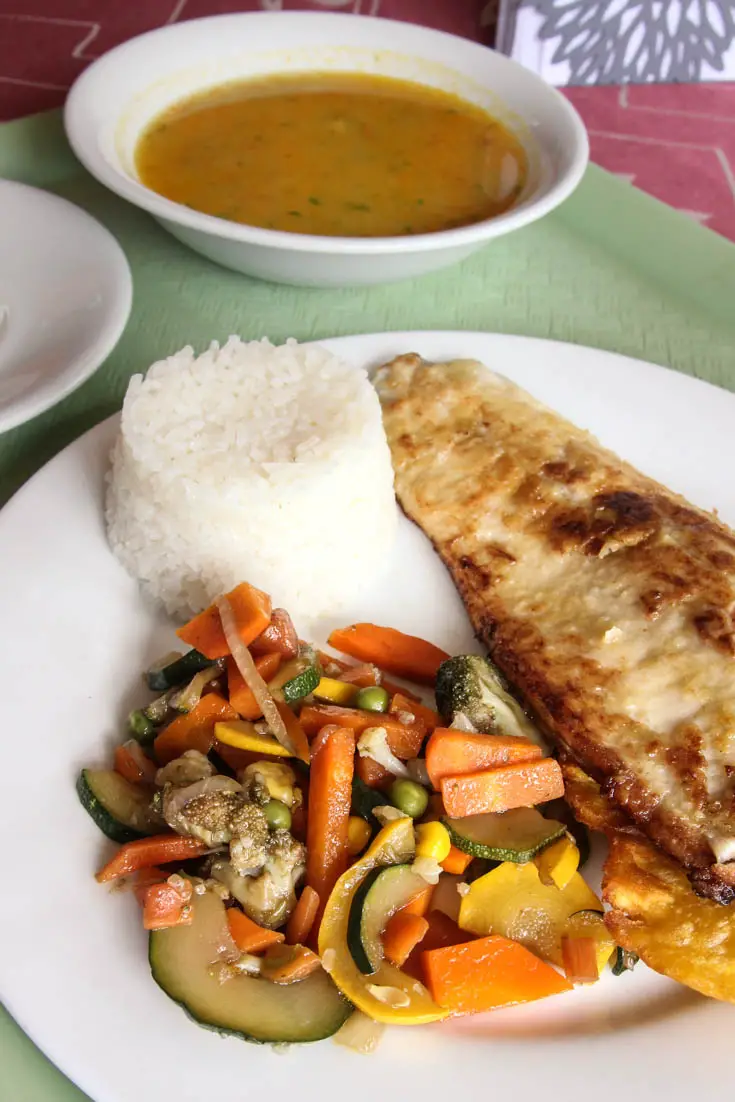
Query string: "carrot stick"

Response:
xmin=114 ymin=743 xmax=157 ymax=786
xmin=153 ymin=693 xmax=239 ymax=765
xmin=274 ymin=701 xmax=311 ymax=764
xmin=426 ymin=728 xmax=542 ymax=788
xmin=328 ymin=624 xmax=450 ymax=685
xmin=285 ymin=885 xmax=320 ymax=946
xmin=261 ymin=944 xmax=322 ymax=984
xmin=399 ymin=884 xmax=434 ymax=918
xmin=142 ymin=878 xmax=193 ymax=930
xmin=441 ymin=758 xmax=564 ymax=818
xmin=306 ymin=725 xmax=355 ymax=929
xmin=299 ymin=704 xmax=425 ymax=759
xmin=440 ymin=845 xmax=473 ymax=875
xmin=227 ymin=652 xmax=281 ymax=719
xmin=227 ymin=908 xmax=285 ymax=953
xmin=561 ymin=936 xmax=600 ymax=984
xmin=355 ymin=753 xmax=394 ymax=790
xmin=177 ymin=582 xmax=272 ymax=660
xmin=422 ymin=934 xmax=572 ymax=1014
xmin=390 ymin=693 xmax=440 ymax=733
xmin=250 ymin=608 xmax=299 ymax=658
xmin=383 ymin=912 xmax=429 ymax=967
xmin=96 ymin=835 xmax=209 ymax=883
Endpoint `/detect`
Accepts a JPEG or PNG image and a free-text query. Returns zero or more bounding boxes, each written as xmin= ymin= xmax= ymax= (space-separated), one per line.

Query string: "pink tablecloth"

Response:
xmin=1 ymin=0 xmax=733 ymax=242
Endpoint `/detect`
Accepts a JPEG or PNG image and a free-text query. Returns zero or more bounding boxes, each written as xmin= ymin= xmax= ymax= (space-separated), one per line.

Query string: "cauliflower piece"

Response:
xmin=155 ymin=750 xmax=215 ymax=788
xmin=228 ymin=802 xmax=271 ymax=873
xmin=161 ymin=776 xmax=243 ymax=845
xmin=356 ymin=727 xmax=409 ymax=779
xmin=239 ymin=761 xmax=300 ymax=808
xmin=210 ymin=831 xmax=306 ymax=929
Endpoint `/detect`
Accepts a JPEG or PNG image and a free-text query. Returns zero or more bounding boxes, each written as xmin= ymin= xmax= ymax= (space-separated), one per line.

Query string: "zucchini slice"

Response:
xmin=146 ymin=649 xmax=211 ymax=692
xmin=77 ymin=769 xmax=161 ymax=843
xmin=444 ymin=807 xmax=566 ymax=863
xmin=346 ymin=864 xmax=427 ymax=975
xmin=150 ymin=889 xmax=351 ymax=1043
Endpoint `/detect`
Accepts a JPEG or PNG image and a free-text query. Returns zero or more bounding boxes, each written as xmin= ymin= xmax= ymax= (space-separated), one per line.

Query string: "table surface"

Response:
xmin=0 ymin=0 xmax=734 ymax=241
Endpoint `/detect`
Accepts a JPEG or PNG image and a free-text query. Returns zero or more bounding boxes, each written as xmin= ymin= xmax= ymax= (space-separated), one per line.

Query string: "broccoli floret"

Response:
xmin=434 ymin=654 xmax=542 ymax=744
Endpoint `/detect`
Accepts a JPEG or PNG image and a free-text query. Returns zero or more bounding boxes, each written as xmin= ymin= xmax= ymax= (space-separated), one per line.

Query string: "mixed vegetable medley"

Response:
xmin=79 ymin=580 xmax=636 ymax=1051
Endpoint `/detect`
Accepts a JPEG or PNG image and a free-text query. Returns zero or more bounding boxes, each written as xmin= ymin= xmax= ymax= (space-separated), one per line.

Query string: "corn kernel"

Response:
xmin=347 ymin=816 xmax=372 ymax=856
xmin=313 ymin=677 xmax=358 ymax=706
xmin=415 ymin=821 xmax=451 ymax=862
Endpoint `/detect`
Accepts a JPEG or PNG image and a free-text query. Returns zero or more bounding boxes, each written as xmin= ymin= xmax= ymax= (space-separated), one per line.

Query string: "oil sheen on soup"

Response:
xmin=135 ymin=73 xmax=528 ymax=237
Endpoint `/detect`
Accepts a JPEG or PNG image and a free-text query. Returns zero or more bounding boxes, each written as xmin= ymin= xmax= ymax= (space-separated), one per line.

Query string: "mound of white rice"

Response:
xmin=106 ymin=337 xmax=397 ymax=622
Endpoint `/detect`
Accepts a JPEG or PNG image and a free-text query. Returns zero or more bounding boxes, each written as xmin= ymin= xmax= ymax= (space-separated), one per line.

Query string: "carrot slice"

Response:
xmin=306 ymin=725 xmax=355 ymax=929
xmin=153 ymin=693 xmax=239 ymax=765
xmin=561 ymin=936 xmax=600 ymax=984
xmin=114 ymin=743 xmax=157 ymax=786
xmin=285 ymin=885 xmax=320 ymax=946
xmin=402 ymin=910 xmax=469 ymax=981
xmin=355 ymin=753 xmax=394 ymax=790
xmin=96 ymin=835 xmax=209 ymax=883
xmin=142 ymin=878 xmax=193 ymax=930
xmin=133 ymin=866 xmax=168 ymax=905
xmin=299 ymin=704 xmax=425 ymax=759
xmin=440 ymin=845 xmax=473 ymax=876
xmin=390 ymin=693 xmax=440 ymax=733
xmin=250 ymin=608 xmax=299 ymax=658
xmin=426 ymin=728 xmax=542 ymax=789
xmin=261 ymin=943 xmax=322 ymax=984
xmin=422 ymin=934 xmax=572 ymax=1014
xmin=176 ymin=582 xmax=272 ymax=660
xmin=399 ymin=884 xmax=434 ymax=918
xmin=383 ymin=912 xmax=429 ymax=968
xmin=227 ymin=652 xmax=281 ymax=719
xmin=328 ymin=624 xmax=449 ymax=686
xmin=227 ymin=908 xmax=285 ymax=953
xmin=441 ymin=758 xmax=564 ymax=817
xmin=274 ymin=701 xmax=311 ymax=764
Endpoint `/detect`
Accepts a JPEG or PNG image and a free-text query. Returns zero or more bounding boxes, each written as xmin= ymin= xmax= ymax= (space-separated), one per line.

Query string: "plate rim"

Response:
xmin=0 ymin=179 xmax=133 ymax=434
xmin=1 ymin=329 xmax=733 ymax=1102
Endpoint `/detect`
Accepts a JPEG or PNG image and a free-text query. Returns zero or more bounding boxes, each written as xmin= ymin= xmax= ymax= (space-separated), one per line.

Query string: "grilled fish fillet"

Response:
xmin=376 ymin=353 xmax=735 ymax=903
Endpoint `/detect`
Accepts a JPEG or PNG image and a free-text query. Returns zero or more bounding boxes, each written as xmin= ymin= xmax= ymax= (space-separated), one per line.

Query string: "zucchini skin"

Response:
xmin=146 ymin=649 xmax=210 ymax=692
xmin=76 ymin=770 xmax=145 ymax=844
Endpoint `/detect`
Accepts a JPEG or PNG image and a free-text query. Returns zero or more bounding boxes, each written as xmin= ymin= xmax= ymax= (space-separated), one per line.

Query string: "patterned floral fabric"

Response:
xmin=505 ymin=1 xmax=735 ymax=84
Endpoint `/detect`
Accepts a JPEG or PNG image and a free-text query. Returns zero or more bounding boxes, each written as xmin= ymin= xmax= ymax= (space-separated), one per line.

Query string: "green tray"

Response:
xmin=1 ymin=108 xmax=735 ymax=1101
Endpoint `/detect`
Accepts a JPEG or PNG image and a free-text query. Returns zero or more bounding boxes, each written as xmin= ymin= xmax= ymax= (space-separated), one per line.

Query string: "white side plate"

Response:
xmin=0 ymin=180 xmax=132 ymax=432
xmin=0 ymin=332 xmax=732 ymax=1102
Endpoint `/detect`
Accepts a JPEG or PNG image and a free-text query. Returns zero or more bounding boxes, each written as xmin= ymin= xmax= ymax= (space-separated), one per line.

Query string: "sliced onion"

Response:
xmin=334 ymin=1010 xmax=385 ymax=1055
xmin=171 ymin=662 xmax=224 ymax=713
xmin=406 ymin=758 xmax=430 ymax=787
xmin=367 ymin=984 xmax=411 ymax=1008
xmin=412 ymin=856 xmax=443 ymax=885
xmin=372 ymin=805 xmax=409 ymax=826
xmin=216 ymin=596 xmax=293 ymax=754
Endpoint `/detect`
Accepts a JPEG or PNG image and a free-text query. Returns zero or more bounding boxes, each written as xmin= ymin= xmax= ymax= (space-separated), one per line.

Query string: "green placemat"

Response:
xmin=1 ymin=108 xmax=735 ymax=1101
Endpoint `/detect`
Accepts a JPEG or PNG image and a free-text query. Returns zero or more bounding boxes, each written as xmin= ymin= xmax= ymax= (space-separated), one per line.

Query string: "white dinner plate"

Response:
xmin=1 ymin=332 xmax=733 ymax=1102
xmin=0 ymin=181 xmax=132 ymax=433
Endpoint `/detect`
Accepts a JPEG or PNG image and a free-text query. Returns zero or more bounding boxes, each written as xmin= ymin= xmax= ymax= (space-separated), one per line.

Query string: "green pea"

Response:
xmin=263 ymin=799 xmax=292 ymax=832
xmin=389 ymin=778 xmax=429 ymax=820
xmin=355 ymin=686 xmax=390 ymax=713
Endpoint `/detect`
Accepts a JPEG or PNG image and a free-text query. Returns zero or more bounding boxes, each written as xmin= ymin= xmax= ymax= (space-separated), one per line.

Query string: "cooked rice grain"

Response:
xmin=106 ymin=337 xmax=397 ymax=621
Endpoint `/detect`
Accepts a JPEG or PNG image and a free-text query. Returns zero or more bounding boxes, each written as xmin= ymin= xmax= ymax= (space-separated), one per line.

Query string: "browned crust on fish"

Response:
xmin=376 ymin=353 xmax=735 ymax=901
